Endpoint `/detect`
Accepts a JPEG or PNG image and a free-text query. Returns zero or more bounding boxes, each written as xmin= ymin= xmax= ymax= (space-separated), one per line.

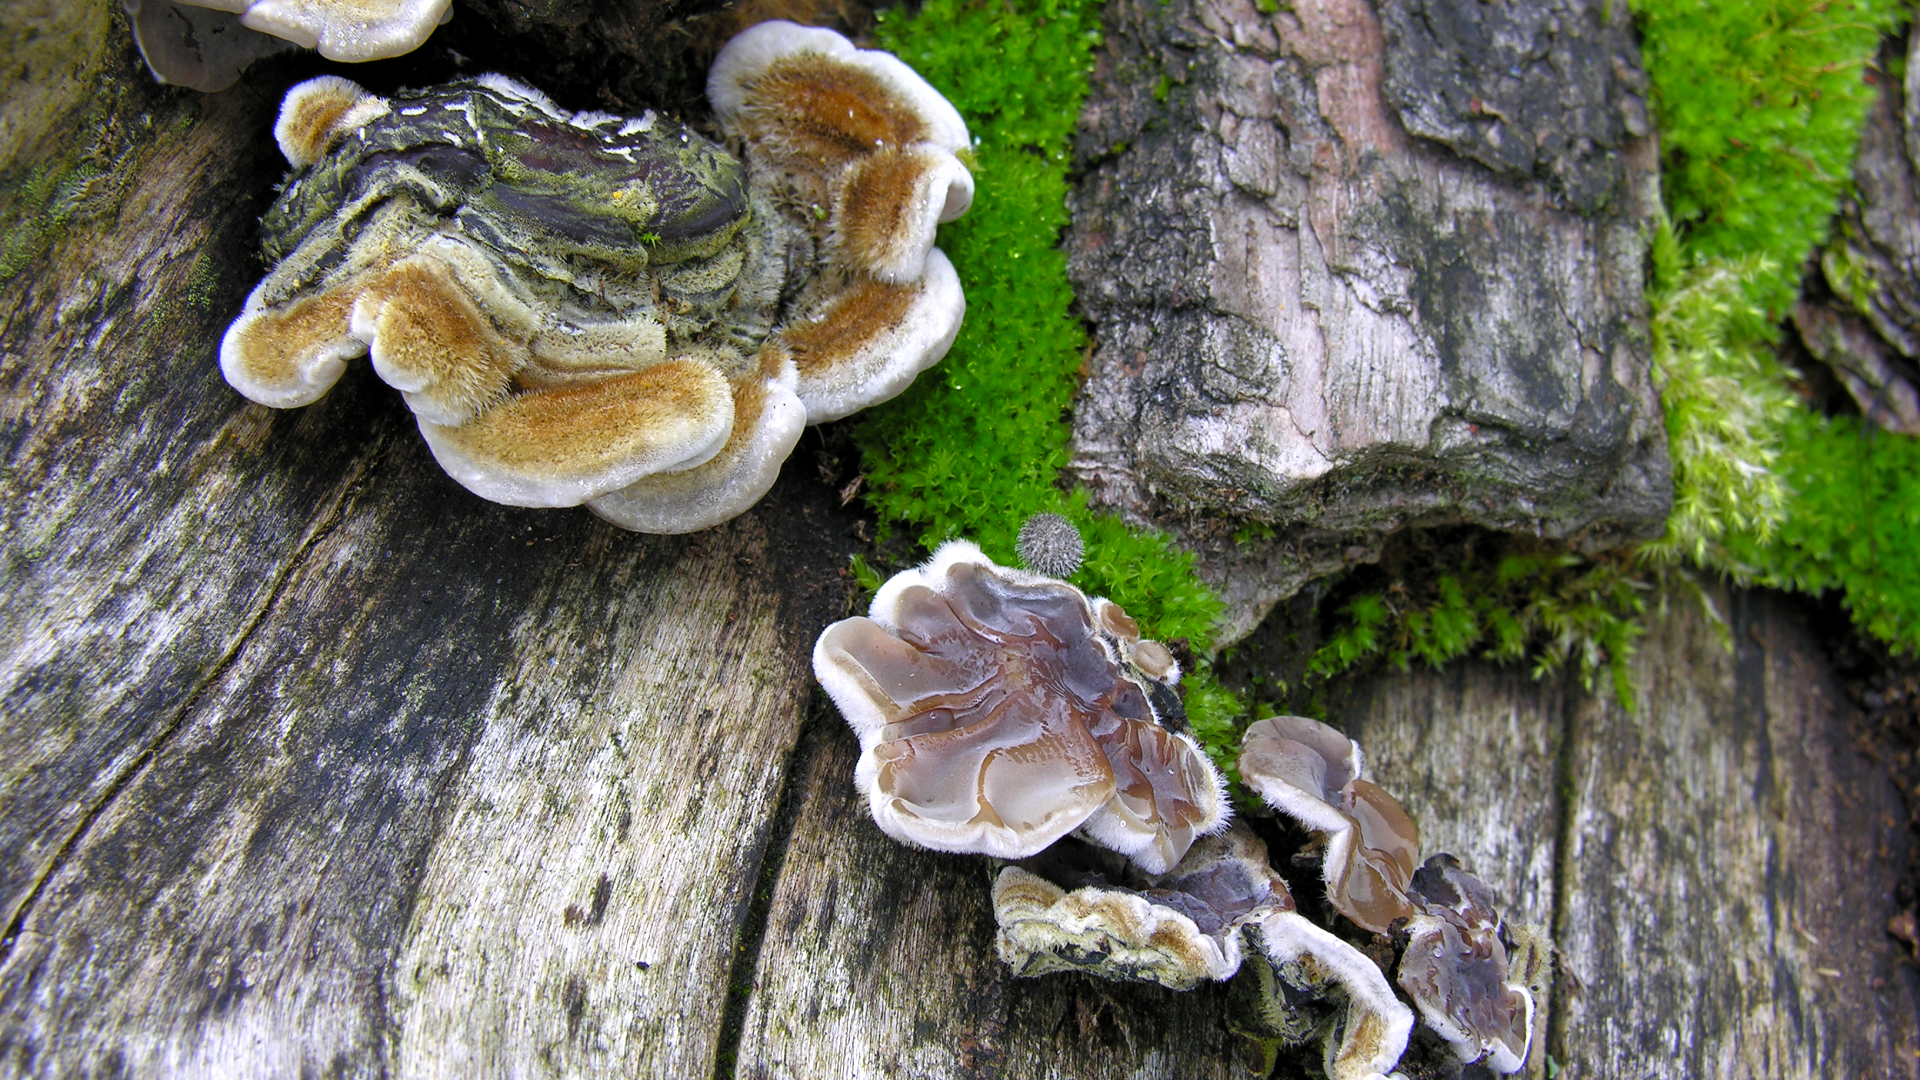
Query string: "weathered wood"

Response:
xmin=1066 ymin=0 xmax=1670 ymax=642
xmin=731 ymin=708 xmax=1253 ymax=1080
xmin=1558 ymin=588 xmax=1920 ymax=1078
xmin=2 ymin=4 xmax=1917 ymax=1079
xmin=0 ymin=8 xmax=857 ymax=1074
xmin=0 ymin=21 xmax=356 ymax=941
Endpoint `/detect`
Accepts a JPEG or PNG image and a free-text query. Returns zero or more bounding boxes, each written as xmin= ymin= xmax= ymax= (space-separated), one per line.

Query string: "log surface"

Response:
xmin=0 ymin=4 xmax=1915 ymax=1079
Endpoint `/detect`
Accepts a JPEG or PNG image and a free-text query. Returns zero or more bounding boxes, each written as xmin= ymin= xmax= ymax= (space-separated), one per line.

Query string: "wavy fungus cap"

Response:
xmin=1238 ymin=716 xmax=1420 ymax=934
xmin=218 ymin=25 xmax=969 ymax=532
xmin=128 ymin=0 xmax=450 ymax=84
xmin=813 ymin=541 xmax=1226 ymax=874
xmin=1398 ymin=854 xmax=1536 ymax=1074
xmin=992 ymin=827 xmax=1292 ymax=989
xmin=1253 ymin=913 xmax=1416 ymax=1080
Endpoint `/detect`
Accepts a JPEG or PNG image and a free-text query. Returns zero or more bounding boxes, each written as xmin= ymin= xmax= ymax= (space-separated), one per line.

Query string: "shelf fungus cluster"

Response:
xmin=1239 ymin=716 xmax=1540 ymax=1075
xmin=220 ymin=22 xmax=970 ymax=532
xmin=127 ymin=0 xmax=451 ymax=92
xmin=813 ymin=541 xmax=1227 ymax=875
xmin=814 ymin=560 xmax=1540 ymax=1079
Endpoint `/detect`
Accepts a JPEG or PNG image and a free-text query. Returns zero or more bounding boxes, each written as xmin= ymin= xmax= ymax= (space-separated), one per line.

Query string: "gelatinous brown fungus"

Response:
xmin=813 ymin=542 xmax=1227 ymax=874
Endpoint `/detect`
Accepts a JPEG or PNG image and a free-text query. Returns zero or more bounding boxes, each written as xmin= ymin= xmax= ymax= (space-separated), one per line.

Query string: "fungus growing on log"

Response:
xmin=123 ymin=0 xmax=298 ymax=93
xmin=812 ymin=541 xmax=1227 ymax=873
xmin=988 ymin=827 xmax=1415 ymax=1080
xmin=127 ymin=0 xmax=450 ymax=87
xmin=1237 ymin=715 xmax=1421 ymax=933
xmin=993 ymin=828 xmax=1291 ymax=988
xmin=220 ymin=23 xmax=969 ymax=532
xmin=1397 ymin=854 xmax=1536 ymax=1074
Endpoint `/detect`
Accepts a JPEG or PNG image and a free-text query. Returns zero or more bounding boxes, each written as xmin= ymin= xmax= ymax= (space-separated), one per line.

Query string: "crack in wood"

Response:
xmin=709 ymin=689 xmax=832 ymax=1080
xmin=0 ymin=436 xmax=386 ymax=965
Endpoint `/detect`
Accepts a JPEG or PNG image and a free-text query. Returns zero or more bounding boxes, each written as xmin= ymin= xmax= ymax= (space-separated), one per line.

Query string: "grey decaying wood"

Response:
xmin=1558 ymin=589 xmax=1920 ymax=1078
xmin=1066 ymin=0 xmax=1670 ymax=642
xmin=0 ymin=11 xmax=857 ymax=1074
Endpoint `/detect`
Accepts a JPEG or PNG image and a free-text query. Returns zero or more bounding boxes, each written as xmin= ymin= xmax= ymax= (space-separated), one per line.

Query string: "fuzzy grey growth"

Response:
xmin=1017 ymin=513 xmax=1084 ymax=578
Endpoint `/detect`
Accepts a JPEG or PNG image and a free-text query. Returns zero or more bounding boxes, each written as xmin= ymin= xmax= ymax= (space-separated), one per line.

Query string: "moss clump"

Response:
xmin=857 ymin=0 xmax=1242 ymax=769
xmin=1635 ymin=0 xmax=1903 ymax=314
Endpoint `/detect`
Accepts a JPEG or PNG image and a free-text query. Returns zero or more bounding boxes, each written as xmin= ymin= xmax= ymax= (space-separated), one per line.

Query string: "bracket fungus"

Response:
xmin=1397 ymin=855 xmax=1536 ymax=1074
xmin=128 ymin=0 xmax=451 ymax=90
xmin=1238 ymin=715 xmax=1421 ymax=934
xmin=992 ymin=828 xmax=1292 ymax=989
xmin=220 ymin=23 xmax=970 ymax=532
xmin=989 ymin=828 xmax=1414 ymax=1080
xmin=1240 ymin=717 xmax=1536 ymax=1074
xmin=812 ymin=541 xmax=1227 ymax=874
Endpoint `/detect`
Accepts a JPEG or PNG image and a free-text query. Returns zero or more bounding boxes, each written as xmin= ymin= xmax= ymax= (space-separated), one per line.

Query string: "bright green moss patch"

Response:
xmin=1635 ymin=0 xmax=1903 ymax=314
xmin=1273 ymin=0 xmax=1916 ymax=697
xmin=1733 ymin=411 xmax=1920 ymax=652
xmin=1634 ymin=0 xmax=1920 ymax=655
xmin=858 ymin=0 xmax=1242 ymax=765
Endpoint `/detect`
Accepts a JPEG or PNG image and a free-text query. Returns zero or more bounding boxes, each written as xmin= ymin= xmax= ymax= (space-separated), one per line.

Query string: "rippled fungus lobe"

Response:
xmin=1398 ymin=855 xmax=1536 ymax=1074
xmin=128 ymin=0 xmax=452 ymax=87
xmin=218 ymin=23 xmax=971 ymax=532
xmin=813 ymin=541 xmax=1227 ymax=874
xmin=992 ymin=827 xmax=1293 ymax=989
xmin=1239 ymin=718 xmax=1536 ymax=1075
xmin=1237 ymin=715 xmax=1421 ymax=934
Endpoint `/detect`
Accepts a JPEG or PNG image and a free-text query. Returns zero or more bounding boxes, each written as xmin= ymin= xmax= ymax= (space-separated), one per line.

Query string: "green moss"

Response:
xmin=1632 ymin=0 xmax=1920 ymax=655
xmin=859 ymin=0 xmax=1242 ymax=750
xmin=1632 ymin=0 xmax=1903 ymax=314
xmin=1731 ymin=410 xmax=1920 ymax=652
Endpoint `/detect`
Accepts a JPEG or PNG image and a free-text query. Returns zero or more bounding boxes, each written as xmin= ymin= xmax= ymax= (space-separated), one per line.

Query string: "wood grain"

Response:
xmin=1558 ymin=588 xmax=1920 ymax=1078
xmin=1 ymin=4 xmax=1916 ymax=1079
xmin=1331 ymin=657 xmax=1566 ymax=1080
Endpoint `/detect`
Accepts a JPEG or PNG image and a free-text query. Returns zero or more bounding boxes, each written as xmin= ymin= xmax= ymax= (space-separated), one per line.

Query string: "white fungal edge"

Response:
xmin=1400 ymin=914 xmax=1537 ymax=1074
xmin=707 ymin=20 xmax=971 ymax=155
xmin=991 ymin=865 xmax=1243 ymax=983
xmin=585 ymin=352 xmax=808 ymax=534
xmin=1256 ymin=912 xmax=1414 ymax=1080
xmin=1075 ymin=728 xmax=1231 ymax=876
xmin=792 ymin=247 xmax=966 ymax=424
xmin=237 ymin=0 xmax=452 ymax=62
xmin=413 ymin=361 xmax=734 ymax=509
xmin=814 ymin=540 xmax=1111 ymax=860
xmin=472 ymin=72 xmax=568 ymax=121
xmin=832 ymin=149 xmax=976 ymax=284
xmin=1239 ymin=722 xmax=1368 ymax=903
xmin=219 ymin=277 xmax=367 ymax=408
xmin=273 ymin=75 xmax=391 ymax=167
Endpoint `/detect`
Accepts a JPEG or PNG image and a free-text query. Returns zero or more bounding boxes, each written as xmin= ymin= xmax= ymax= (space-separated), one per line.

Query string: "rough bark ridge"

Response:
xmin=1067 ymin=0 xmax=1670 ymax=642
xmin=1796 ymin=28 xmax=1920 ymax=433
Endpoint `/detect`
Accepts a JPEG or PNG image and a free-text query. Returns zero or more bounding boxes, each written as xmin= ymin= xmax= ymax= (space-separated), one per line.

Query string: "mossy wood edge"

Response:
xmin=0 ymin=2 xmax=1914 ymax=1078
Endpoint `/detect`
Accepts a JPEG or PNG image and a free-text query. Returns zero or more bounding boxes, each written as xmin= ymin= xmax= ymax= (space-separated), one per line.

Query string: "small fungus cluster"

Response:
xmin=815 ymin=535 xmax=1540 ymax=1078
xmin=219 ymin=23 xmax=969 ymax=533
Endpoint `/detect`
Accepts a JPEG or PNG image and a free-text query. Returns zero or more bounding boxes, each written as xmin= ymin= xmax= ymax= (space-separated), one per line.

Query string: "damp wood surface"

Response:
xmin=2 ymin=3 xmax=1918 ymax=1079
